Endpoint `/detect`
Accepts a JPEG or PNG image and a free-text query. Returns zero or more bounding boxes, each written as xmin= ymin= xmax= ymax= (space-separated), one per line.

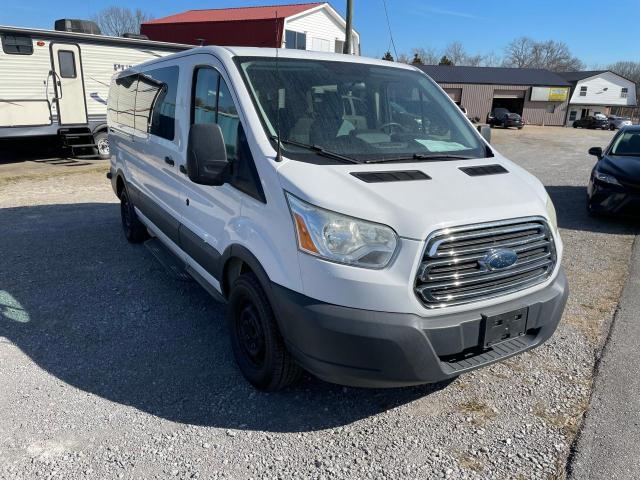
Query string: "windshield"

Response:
xmin=611 ymin=131 xmax=640 ymax=156
xmin=235 ymin=57 xmax=486 ymax=163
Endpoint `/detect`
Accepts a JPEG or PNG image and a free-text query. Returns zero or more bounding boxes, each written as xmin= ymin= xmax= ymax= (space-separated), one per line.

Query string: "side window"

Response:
xmin=115 ymin=74 xmax=138 ymax=129
xmin=217 ymin=79 xmax=240 ymax=161
xmin=57 ymin=50 xmax=76 ymax=78
xmin=192 ymin=68 xmax=219 ymax=125
xmin=107 ymin=78 xmax=119 ymax=125
xmin=135 ymin=66 xmax=179 ymax=140
xmin=191 ymin=67 xmax=264 ymax=202
xmin=1 ymin=34 xmax=33 ymax=55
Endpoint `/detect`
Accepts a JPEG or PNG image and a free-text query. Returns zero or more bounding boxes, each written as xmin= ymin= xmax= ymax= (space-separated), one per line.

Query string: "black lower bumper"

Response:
xmin=271 ymin=269 xmax=568 ymax=388
xmin=589 ymin=182 xmax=640 ymax=216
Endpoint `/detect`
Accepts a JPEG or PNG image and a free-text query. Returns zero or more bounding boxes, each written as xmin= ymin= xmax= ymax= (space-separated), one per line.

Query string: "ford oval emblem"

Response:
xmin=482 ymin=248 xmax=518 ymax=271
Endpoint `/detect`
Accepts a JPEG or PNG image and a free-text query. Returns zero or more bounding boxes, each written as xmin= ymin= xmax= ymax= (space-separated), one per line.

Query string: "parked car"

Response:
xmin=573 ymin=115 xmax=609 ymax=130
xmin=608 ymin=115 xmax=633 ymax=130
xmin=108 ymin=46 xmax=567 ymax=391
xmin=587 ymin=126 xmax=640 ymax=216
xmin=487 ymin=108 xmax=524 ymax=129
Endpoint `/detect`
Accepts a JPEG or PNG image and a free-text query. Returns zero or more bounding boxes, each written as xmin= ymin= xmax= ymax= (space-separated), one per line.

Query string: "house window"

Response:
xmin=335 ymin=39 xmax=344 ymax=53
xmin=1 ymin=34 xmax=33 ymax=55
xmin=285 ymin=30 xmax=306 ymax=50
xmin=621 ymin=87 xmax=629 ymax=98
xmin=57 ymin=51 xmax=76 ymax=78
xmin=569 ymin=110 xmax=577 ymax=121
xmin=579 ymin=86 xmax=587 ymax=97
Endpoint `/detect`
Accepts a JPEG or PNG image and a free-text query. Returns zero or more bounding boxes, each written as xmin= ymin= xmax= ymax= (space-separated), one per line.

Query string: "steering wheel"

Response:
xmin=379 ymin=122 xmax=408 ymax=134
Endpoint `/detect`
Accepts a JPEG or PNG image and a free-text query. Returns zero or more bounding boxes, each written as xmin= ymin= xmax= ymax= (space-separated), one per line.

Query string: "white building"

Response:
xmin=142 ymin=3 xmax=360 ymax=55
xmin=560 ymin=70 xmax=637 ymax=125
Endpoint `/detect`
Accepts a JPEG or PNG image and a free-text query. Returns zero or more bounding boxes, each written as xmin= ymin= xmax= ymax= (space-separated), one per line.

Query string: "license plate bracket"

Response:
xmin=481 ymin=307 xmax=528 ymax=349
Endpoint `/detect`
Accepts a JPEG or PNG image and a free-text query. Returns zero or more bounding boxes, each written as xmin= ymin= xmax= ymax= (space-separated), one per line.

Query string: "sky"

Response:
xmin=3 ymin=0 xmax=639 ymax=67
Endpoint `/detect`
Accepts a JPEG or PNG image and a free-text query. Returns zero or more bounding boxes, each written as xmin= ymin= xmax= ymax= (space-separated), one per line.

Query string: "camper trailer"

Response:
xmin=0 ymin=21 xmax=188 ymax=158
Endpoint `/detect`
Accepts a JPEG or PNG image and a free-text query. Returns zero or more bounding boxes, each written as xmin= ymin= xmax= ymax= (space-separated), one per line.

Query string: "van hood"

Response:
xmin=276 ymin=153 xmax=550 ymax=240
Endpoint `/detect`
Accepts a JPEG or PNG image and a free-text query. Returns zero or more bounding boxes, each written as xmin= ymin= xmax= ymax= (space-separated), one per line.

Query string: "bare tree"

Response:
xmin=412 ymin=47 xmax=439 ymax=65
xmin=92 ymin=7 xmax=154 ymax=37
xmin=443 ymin=42 xmax=467 ymax=66
xmin=396 ymin=53 xmax=410 ymax=64
xmin=503 ymin=37 xmax=584 ymax=72
xmin=608 ymin=61 xmax=640 ymax=85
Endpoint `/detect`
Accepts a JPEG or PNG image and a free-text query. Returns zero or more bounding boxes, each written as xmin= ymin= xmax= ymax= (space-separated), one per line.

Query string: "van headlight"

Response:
xmin=285 ymin=193 xmax=398 ymax=269
xmin=546 ymin=196 xmax=558 ymax=233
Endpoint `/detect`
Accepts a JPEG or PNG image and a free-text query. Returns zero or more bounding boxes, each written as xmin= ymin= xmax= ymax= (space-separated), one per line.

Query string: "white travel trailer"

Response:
xmin=0 ymin=22 xmax=188 ymax=158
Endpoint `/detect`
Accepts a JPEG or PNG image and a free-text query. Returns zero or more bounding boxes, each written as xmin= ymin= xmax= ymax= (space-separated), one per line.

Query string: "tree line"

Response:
xmin=383 ymin=37 xmax=640 ymax=96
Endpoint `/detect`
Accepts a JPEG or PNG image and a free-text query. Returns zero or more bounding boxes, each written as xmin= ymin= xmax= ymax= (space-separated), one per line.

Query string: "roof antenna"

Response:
xmin=274 ymin=10 xmax=283 ymax=162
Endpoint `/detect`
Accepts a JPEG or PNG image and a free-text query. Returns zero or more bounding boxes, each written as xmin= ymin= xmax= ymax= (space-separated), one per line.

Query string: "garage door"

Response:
xmin=444 ymin=88 xmax=462 ymax=103
xmin=493 ymin=89 xmax=526 ymax=99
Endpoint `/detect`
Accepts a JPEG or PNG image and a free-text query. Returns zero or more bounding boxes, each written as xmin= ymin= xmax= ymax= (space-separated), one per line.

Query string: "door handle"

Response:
xmin=179 ymin=165 xmax=187 ymax=174
xmin=164 ymin=156 xmax=175 ymax=166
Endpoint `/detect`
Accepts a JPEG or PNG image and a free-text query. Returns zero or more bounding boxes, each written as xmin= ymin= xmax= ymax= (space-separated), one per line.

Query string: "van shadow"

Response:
xmin=0 ymin=202 xmax=449 ymax=433
xmin=545 ymin=185 xmax=640 ymax=235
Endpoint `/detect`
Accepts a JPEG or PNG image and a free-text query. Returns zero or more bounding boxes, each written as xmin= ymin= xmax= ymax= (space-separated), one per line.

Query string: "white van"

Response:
xmin=108 ymin=46 xmax=568 ymax=390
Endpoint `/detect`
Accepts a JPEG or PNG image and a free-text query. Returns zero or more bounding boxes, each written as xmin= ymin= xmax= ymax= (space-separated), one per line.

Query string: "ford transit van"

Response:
xmin=108 ymin=47 xmax=568 ymax=391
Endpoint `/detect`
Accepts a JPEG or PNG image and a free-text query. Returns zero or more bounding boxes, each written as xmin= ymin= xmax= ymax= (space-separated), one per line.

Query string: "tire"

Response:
xmin=228 ymin=273 xmax=302 ymax=391
xmin=573 ymin=123 xmax=578 ymax=128
xmin=93 ymin=130 xmax=110 ymax=160
xmin=586 ymin=195 xmax=598 ymax=217
xmin=120 ymin=187 xmax=149 ymax=243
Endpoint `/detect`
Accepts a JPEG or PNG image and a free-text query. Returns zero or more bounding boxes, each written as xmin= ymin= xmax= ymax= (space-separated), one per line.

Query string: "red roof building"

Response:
xmin=141 ymin=2 xmax=360 ymax=53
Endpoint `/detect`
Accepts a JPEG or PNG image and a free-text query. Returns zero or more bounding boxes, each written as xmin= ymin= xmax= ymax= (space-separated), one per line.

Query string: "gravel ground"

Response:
xmin=0 ymin=126 xmax=638 ymax=480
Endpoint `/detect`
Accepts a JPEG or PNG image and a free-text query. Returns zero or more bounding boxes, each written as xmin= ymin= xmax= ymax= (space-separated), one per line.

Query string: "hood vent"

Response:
xmin=459 ymin=164 xmax=508 ymax=177
xmin=351 ymin=170 xmax=431 ymax=183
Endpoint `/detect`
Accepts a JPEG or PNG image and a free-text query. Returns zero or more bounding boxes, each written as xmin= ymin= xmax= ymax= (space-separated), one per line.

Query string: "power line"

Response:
xmin=381 ymin=0 xmax=398 ymax=59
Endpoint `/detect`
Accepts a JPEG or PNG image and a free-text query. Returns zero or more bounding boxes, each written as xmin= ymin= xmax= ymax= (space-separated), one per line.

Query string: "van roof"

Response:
xmin=117 ymin=45 xmax=419 ymax=76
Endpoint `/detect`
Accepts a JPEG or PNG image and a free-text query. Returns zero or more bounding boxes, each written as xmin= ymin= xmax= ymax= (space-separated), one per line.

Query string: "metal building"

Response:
xmin=418 ymin=65 xmax=572 ymax=126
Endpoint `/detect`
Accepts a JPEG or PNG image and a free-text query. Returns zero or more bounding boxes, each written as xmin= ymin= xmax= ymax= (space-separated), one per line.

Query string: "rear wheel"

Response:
xmin=94 ymin=130 xmax=110 ymax=160
xmin=120 ymin=187 xmax=149 ymax=243
xmin=228 ymin=273 xmax=302 ymax=391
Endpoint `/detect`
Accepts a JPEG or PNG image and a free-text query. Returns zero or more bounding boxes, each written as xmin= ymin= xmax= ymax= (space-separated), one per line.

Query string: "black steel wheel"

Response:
xmin=120 ymin=187 xmax=149 ymax=243
xmin=228 ymin=273 xmax=302 ymax=391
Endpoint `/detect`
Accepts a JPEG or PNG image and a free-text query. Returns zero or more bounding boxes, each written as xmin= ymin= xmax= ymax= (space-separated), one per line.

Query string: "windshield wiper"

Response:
xmin=270 ymin=136 xmax=360 ymax=164
xmin=365 ymin=153 xmax=476 ymax=164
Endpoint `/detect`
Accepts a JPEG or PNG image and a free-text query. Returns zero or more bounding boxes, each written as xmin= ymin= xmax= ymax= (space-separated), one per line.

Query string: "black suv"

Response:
xmin=487 ymin=108 xmax=524 ymax=129
xmin=573 ymin=116 xmax=609 ymax=130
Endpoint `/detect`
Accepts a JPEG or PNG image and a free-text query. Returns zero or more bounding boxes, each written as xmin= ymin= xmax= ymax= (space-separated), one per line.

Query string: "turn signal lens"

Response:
xmin=293 ymin=213 xmax=319 ymax=253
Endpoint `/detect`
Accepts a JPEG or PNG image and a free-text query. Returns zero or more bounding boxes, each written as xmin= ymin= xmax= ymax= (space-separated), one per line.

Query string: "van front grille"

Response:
xmin=415 ymin=218 xmax=556 ymax=308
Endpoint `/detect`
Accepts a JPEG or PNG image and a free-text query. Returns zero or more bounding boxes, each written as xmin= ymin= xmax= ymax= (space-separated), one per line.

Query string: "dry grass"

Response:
xmin=457 ymin=398 xmax=497 ymax=427
xmin=532 ymin=399 xmax=590 ymax=438
xmin=457 ymin=453 xmax=485 ymax=473
xmin=0 ymin=164 xmax=107 ymax=187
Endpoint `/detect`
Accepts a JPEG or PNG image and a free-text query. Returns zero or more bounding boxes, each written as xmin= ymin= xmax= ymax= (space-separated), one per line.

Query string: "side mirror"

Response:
xmin=478 ymin=124 xmax=491 ymax=143
xmin=588 ymin=146 xmax=603 ymax=159
xmin=187 ymin=123 xmax=228 ymax=186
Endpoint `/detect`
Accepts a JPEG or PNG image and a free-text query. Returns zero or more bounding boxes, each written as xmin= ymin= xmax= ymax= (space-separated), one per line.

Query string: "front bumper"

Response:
xmin=589 ymin=181 xmax=640 ymax=215
xmin=271 ymin=268 xmax=568 ymax=387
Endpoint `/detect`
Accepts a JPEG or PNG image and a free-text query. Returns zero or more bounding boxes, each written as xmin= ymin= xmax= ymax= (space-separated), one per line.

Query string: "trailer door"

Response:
xmin=51 ymin=43 xmax=87 ymax=125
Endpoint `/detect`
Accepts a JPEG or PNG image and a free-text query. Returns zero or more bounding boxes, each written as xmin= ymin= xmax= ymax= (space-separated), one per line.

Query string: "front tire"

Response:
xmin=120 ymin=187 xmax=149 ymax=243
xmin=228 ymin=273 xmax=302 ymax=391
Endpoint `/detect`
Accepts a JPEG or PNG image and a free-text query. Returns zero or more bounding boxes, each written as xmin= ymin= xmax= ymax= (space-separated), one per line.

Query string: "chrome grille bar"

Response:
xmin=415 ymin=218 xmax=557 ymax=308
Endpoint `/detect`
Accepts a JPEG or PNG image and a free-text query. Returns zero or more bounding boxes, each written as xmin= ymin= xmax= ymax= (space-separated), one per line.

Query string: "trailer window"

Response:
xmin=1 ymin=34 xmax=33 ymax=55
xmin=57 ymin=50 xmax=77 ymax=78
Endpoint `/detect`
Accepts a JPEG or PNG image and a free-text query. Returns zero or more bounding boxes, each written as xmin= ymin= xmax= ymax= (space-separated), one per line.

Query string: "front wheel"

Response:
xmin=228 ymin=273 xmax=302 ymax=391
xmin=93 ymin=130 xmax=110 ymax=160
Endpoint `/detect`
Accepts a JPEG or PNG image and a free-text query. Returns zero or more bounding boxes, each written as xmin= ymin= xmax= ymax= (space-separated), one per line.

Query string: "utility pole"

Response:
xmin=343 ymin=0 xmax=353 ymax=54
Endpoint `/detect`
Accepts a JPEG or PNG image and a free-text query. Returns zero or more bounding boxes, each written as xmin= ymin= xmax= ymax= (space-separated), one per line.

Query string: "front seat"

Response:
xmin=309 ymin=93 xmax=345 ymax=146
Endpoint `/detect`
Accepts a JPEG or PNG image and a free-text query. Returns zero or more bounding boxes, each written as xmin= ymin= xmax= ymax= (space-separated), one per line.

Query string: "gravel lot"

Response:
xmin=0 ymin=126 xmax=638 ymax=479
